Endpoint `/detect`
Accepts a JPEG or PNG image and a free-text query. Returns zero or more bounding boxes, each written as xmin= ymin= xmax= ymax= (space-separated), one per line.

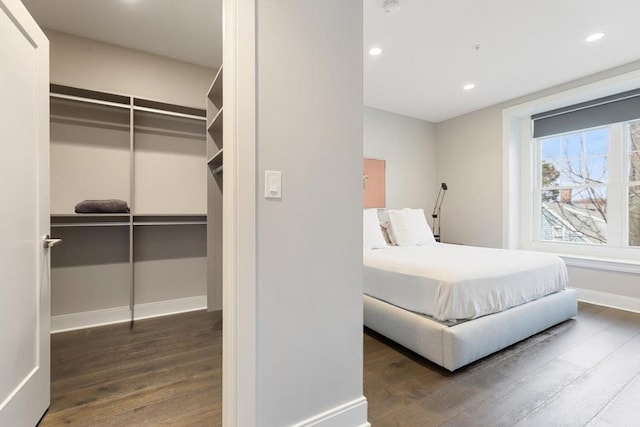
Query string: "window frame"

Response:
xmin=625 ymin=120 xmax=640 ymax=247
xmin=502 ymin=71 xmax=640 ymax=271
xmin=523 ymin=121 xmax=637 ymax=260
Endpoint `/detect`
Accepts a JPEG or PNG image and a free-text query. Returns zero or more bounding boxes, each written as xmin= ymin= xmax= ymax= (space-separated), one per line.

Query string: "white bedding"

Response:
xmin=363 ymin=244 xmax=569 ymax=321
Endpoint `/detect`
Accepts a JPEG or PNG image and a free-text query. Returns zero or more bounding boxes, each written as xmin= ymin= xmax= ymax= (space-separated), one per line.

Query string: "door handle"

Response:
xmin=43 ymin=234 xmax=62 ymax=249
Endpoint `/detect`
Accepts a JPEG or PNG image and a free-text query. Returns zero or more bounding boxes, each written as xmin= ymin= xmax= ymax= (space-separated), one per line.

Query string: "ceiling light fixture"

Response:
xmin=369 ymin=47 xmax=382 ymax=56
xmin=383 ymin=0 xmax=401 ymax=15
xmin=585 ymin=32 xmax=605 ymax=42
xmin=463 ymin=83 xmax=475 ymax=90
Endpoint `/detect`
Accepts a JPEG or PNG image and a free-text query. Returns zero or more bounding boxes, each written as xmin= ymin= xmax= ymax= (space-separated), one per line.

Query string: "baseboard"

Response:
xmin=291 ymin=396 xmax=369 ymax=427
xmin=133 ymin=296 xmax=207 ymax=321
xmin=51 ymin=306 xmax=131 ymax=333
xmin=51 ymin=295 xmax=207 ymax=333
xmin=573 ymin=287 xmax=640 ymax=314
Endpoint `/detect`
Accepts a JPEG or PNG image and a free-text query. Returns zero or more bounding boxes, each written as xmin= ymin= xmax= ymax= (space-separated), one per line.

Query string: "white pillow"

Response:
xmin=363 ymin=209 xmax=388 ymax=250
xmin=387 ymin=208 xmax=436 ymax=246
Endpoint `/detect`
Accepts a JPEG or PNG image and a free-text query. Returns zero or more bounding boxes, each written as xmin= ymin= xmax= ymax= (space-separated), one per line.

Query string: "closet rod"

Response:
xmin=51 ymin=223 xmax=129 ymax=228
xmin=50 ymin=93 xmax=131 ymax=110
xmin=133 ymin=221 xmax=207 ymax=226
xmin=213 ymin=165 xmax=223 ymax=175
xmin=133 ymin=105 xmax=207 ymax=121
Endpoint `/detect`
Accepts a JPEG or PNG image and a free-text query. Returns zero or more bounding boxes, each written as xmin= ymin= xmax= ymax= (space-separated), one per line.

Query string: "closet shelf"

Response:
xmin=207 ymin=107 xmax=223 ymax=134
xmin=207 ymin=148 xmax=223 ymax=168
xmin=51 ymin=214 xmax=130 ymax=228
xmin=134 ymin=221 xmax=207 ymax=226
xmin=51 ymin=213 xmax=130 ymax=217
xmin=50 ymin=84 xmax=131 ymax=108
xmin=133 ymin=214 xmax=207 ymax=226
xmin=207 ymin=65 xmax=223 ymax=104
xmin=133 ymin=105 xmax=206 ymax=122
xmin=51 ymin=222 xmax=129 ymax=228
xmin=50 ymin=93 xmax=131 ymax=110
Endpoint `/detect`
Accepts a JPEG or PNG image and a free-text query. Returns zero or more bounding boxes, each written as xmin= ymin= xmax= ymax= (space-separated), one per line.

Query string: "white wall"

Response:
xmin=364 ymin=106 xmax=436 ymax=213
xmin=45 ymin=29 xmax=214 ymax=108
xmin=252 ymin=1 xmax=367 ymax=425
xmin=435 ymin=60 xmax=640 ymax=306
xmin=434 ymin=107 xmax=504 ymax=247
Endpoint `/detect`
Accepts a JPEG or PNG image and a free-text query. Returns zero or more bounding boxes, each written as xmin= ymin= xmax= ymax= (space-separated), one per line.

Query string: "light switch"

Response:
xmin=265 ymin=170 xmax=282 ymax=199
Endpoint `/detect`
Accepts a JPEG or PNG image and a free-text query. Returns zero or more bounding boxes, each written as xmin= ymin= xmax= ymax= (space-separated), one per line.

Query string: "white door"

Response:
xmin=0 ymin=1 xmax=51 ymax=426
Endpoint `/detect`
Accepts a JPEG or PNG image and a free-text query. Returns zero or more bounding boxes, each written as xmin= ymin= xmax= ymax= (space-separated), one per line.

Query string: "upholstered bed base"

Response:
xmin=363 ymin=289 xmax=578 ymax=371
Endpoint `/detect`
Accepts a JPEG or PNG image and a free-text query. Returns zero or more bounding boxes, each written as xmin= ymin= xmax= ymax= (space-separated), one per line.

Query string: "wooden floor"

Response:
xmin=39 ymin=310 xmax=223 ymax=426
xmin=39 ymin=302 xmax=639 ymax=426
xmin=365 ymin=302 xmax=640 ymax=426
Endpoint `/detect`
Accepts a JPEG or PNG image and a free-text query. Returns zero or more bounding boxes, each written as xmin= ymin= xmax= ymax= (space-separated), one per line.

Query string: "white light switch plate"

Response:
xmin=265 ymin=170 xmax=282 ymax=199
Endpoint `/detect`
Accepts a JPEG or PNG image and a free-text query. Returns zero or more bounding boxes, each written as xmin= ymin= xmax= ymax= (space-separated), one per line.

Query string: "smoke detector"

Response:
xmin=383 ymin=0 xmax=400 ymax=15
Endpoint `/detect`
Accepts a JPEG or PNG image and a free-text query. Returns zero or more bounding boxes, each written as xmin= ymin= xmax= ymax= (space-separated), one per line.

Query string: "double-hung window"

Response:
xmin=529 ymin=89 xmax=640 ymax=259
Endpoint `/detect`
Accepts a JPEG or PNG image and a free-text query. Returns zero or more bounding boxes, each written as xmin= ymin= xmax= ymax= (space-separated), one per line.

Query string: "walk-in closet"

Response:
xmin=49 ymin=85 xmax=215 ymax=328
xmin=19 ymin=0 xmax=224 ymax=424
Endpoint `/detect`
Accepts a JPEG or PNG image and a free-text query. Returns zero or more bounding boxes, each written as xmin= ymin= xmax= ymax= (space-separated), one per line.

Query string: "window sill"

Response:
xmin=556 ymin=253 xmax=640 ymax=274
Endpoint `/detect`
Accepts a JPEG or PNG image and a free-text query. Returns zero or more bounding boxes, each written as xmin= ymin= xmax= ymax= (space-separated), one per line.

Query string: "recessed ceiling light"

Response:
xmin=585 ymin=32 xmax=605 ymax=42
xmin=369 ymin=47 xmax=382 ymax=56
xmin=463 ymin=83 xmax=475 ymax=90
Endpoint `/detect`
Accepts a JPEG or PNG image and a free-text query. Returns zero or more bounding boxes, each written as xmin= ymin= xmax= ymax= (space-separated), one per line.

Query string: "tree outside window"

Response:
xmin=536 ymin=120 xmax=639 ymax=248
xmin=539 ymin=127 xmax=608 ymax=245
xmin=628 ymin=120 xmax=640 ymax=246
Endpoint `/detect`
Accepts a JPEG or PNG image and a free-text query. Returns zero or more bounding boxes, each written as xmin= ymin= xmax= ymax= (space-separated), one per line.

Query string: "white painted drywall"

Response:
xmin=435 ymin=60 xmax=640 ymax=305
xmin=45 ymin=29 xmax=214 ymax=108
xmin=254 ymin=1 xmax=367 ymax=425
xmin=364 ymin=106 xmax=437 ymax=213
xmin=568 ymin=266 xmax=640 ymax=300
xmin=435 ymin=106 xmax=504 ymax=247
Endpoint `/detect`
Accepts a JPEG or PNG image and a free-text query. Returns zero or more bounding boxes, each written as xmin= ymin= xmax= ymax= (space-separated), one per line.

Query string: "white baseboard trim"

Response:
xmin=51 ymin=306 xmax=131 ymax=333
xmin=573 ymin=287 xmax=640 ymax=314
xmin=134 ymin=295 xmax=207 ymax=321
xmin=291 ymin=396 xmax=369 ymax=427
xmin=51 ymin=295 xmax=207 ymax=333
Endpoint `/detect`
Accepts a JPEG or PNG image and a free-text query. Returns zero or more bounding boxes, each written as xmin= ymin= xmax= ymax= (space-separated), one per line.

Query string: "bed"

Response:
xmin=362 ymin=208 xmax=578 ymax=371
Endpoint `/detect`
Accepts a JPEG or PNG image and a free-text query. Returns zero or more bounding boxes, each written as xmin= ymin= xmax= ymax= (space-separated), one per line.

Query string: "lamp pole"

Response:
xmin=431 ymin=182 xmax=448 ymax=242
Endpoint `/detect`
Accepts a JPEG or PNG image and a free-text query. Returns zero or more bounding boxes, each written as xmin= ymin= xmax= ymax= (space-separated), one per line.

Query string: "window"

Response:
xmin=628 ymin=120 xmax=640 ymax=246
xmin=535 ymin=123 xmax=636 ymax=246
xmin=526 ymin=89 xmax=640 ymax=259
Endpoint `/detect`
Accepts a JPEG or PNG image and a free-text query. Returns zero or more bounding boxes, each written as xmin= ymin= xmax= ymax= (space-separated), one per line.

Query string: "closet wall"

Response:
xmin=47 ymin=29 xmax=218 ymax=331
xmin=46 ymin=29 xmax=213 ymax=106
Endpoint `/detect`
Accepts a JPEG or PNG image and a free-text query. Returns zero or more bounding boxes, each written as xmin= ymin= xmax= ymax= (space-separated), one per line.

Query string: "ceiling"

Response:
xmin=364 ymin=0 xmax=640 ymax=122
xmin=21 ymin=0 xmax=222 ymax=69
xmin=22 ymin=0 xmax=640 ymax=123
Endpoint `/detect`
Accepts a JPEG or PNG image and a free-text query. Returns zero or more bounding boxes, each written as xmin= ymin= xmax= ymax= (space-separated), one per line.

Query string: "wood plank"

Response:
xmin=40 ymin=310 xmax=222 ymax=427
xmin=441 ymin=359 xmax=586 ymax=427
xmin=586 ymin=373 xmax=640 ymax=427
xmin=486 ymin=307 xmax=628 ymax=380
xmin=513 ymin=334 xmax=640 ymax=426
xmin=557 ymin=311 xmax=640 ymax=368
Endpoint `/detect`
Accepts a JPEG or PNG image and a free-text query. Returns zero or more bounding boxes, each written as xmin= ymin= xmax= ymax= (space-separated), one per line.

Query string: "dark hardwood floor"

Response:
xmin=40 ymin=302 xmax=639 ymax=426
xmin=39 ymin=310 xmax=223 ymax=426
xmin=365 ymin=302 xmax=640 ymax=426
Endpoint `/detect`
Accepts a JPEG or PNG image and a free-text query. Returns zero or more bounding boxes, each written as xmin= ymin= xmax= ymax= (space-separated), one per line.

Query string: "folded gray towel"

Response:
xmin=74 ymin=199 xmax=130 ymax=214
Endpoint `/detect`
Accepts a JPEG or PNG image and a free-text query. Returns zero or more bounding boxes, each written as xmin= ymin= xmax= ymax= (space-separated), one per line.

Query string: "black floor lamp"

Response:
xmin=432 ymin=182 xmax=448 ymax=242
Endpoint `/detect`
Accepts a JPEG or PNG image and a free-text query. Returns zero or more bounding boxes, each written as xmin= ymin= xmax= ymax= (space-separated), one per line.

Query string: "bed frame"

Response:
xmin=363 ymin=289 xmax=578 ymax=371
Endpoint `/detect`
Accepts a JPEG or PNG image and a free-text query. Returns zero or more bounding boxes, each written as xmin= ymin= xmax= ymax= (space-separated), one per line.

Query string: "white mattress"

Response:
xmin=363 ymin=244 xmax=569 ymax=321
